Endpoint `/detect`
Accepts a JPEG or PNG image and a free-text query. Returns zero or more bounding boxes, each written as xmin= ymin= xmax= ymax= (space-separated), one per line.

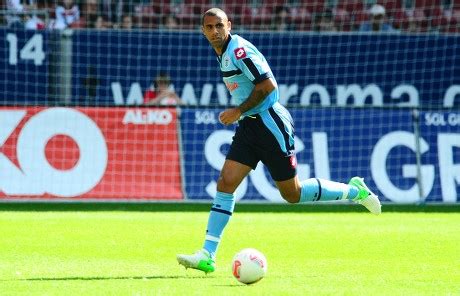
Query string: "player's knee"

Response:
xmin=280 ymin=189 xmax=300 ymax=204
xmin=216 ymin=173 xmax=239 ymax=193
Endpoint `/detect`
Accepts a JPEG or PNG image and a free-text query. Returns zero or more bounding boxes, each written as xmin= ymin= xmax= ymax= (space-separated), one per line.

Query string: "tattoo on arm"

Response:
xmin=237 ymin=80 xmax=275 ymax=114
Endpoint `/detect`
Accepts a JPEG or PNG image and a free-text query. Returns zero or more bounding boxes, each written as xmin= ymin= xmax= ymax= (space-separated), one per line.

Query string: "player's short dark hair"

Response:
xmin=201 ymin=8 xmax=228 ymax=26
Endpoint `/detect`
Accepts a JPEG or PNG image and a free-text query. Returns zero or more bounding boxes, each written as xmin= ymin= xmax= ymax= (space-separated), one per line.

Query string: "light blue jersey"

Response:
xmin=218 ymin=34 xmax=279 ymax=116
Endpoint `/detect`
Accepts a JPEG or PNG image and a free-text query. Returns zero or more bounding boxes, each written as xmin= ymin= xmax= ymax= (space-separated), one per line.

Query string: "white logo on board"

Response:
xmin=0 ymin=108 xmax=108 ymax=197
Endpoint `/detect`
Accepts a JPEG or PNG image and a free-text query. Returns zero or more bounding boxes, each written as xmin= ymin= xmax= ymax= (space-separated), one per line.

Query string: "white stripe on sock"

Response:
xmin=205 ymin=235 xmax=220 ymax=242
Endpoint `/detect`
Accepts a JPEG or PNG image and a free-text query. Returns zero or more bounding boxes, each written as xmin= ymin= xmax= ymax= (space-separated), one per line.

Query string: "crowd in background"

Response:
xmin=2 ymin=0 xmax=459 ymax=33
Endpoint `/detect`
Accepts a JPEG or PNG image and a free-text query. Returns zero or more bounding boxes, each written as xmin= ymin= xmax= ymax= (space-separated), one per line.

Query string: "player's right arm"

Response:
xmin=237 ymin=78 xmax=275 ymax=114
xmin=218 ymin=78 xmax=275 ymax=125
xmin=219 ymin=40 xmax=276 ymax=125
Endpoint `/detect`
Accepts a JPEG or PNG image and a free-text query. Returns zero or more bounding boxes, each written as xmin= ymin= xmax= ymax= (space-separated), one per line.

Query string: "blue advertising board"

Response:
xmin=72 ymin=31 xmax=460 ymax=108
xmin=419 ymin=111 xmax=460 ymax=203
xmin=181 ymin=108 xmax=459 ymax=203
xmin=0 ymin=29 xmax=458 ymax=107
xmin=0 ymin=28 xmax=49 ymax=104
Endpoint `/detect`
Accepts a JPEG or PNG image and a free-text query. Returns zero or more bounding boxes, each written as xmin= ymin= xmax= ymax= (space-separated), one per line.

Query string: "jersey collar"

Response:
xmin=216 ymin=34 xmax=232 ymax=64
xmin=220 ymin=34 xmax=232 ymax=57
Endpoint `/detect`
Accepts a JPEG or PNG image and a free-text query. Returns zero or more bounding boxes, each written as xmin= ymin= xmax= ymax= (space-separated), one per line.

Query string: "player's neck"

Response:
xmin=214 ymin=35 xmax=231 ymax=56
xmin=214 ymin=47 xmax=223 ymax=56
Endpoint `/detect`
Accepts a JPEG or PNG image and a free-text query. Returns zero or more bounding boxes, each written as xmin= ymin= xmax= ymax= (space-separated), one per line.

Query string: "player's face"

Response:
xmin=202 ymin=14 xmax=231 ymax=53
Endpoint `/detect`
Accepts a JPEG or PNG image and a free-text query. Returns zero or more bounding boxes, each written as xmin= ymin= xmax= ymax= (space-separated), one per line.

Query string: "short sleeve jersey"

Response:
xmin=218 ymin=34 xmax=279 ymax=116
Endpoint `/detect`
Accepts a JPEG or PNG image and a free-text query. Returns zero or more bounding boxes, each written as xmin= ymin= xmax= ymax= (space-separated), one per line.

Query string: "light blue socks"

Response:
xmin=202 ymin=180 xmax=356 ymax=258
xmin=203 ymin=191 xmax=235 ymax=259
xmin=300 ymin=178 xmax=358 ymax=202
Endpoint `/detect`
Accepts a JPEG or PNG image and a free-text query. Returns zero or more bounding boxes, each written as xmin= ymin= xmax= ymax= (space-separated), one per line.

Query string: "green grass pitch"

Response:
xmin=0 ymin=204 xmax=459 ymax=295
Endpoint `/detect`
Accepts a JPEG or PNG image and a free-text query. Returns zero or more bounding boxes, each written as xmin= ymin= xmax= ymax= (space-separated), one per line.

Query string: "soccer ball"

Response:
xmin=232 ymin=248 xmax=267 ymax=284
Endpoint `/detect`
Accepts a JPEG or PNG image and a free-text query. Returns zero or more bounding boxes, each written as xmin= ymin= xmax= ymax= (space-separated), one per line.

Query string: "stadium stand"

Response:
xmin=0 ymin=0 xmax=458 ymax=32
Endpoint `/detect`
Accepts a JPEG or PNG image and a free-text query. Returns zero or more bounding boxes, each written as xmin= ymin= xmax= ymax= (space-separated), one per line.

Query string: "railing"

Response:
xmin=0 ymin=9 xmax=50 ymax=27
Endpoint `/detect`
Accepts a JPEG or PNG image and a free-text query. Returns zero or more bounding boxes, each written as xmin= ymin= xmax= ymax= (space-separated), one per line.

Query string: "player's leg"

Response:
xmin=274 ymin=174 xmax=381 ymax=214
xmin=176 ymin=160 xmax=251 ymax=273
xmin=259 ymin=103 xmax=381 ymax=214
xmin=269 ymin=157 xmax=358 ymax=204
xmin=258 ymin=120 xmax=381 ymax=212
xmin=177 ymin=159 xmax=251 ymax=273
xmin=275 ymin=174 xmax=356 ymax=203
xmin=203 ymin=159 xmax=252 ymax=258
xmin=177 ymin=119 xmax=257 ymax=273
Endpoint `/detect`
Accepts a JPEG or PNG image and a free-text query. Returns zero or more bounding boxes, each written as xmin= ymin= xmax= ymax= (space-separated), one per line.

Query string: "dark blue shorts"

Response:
xmin=226 ymin=105 xmax=297 ymax=182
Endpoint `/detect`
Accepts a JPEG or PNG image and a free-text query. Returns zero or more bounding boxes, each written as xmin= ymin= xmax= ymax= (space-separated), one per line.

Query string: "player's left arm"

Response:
xmin=219 ymin=78 xmax=275 ymax=125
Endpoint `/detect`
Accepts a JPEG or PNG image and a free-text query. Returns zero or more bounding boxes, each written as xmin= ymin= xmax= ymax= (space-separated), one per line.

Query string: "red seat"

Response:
xmin=414 ymin=0 xmax=441 ymax=9
xmin=333 ymin=8 xmax=351 ymax=31
xmin=391 ymin=8 xmax=409 ymax=29
xmin=413 ymin=8 xmax=429 ymax=31
xmin=135 ymin=4 xmax=160 ymax=29
xmin=290 ymin=6 xmax=312 ymax=31
xmin=445 ymin=20 xmax=458 ymax=33
xmin=184 ymin=0 xmax=211 ymax=15
xmin=172 ymin=3 xmax=197 ymax=29
xmin=301 ymin=0 xmax=325 ymax=13
xmin=241 ymin=5 xmax=272 ymax=30
xmin=429 ymin=6 xmax=448 ymax=30
xmin=336 ymin=1 xmax=365 ymax=31
xmin=377 ymin=0 xmax=403 ymax=17
xmin=353 ymin=9 xmax=369 ymax=29
xmin=151 ymin=0 xmax=172 ymax=15
xmin=222 ymin=0 xmax=248 ymax=23
xmin=336 ymin=0 xmax=364 ymax=14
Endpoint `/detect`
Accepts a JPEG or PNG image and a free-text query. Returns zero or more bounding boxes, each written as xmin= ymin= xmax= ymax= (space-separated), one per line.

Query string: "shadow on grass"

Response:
xmin=2 ymin=275 xmax=208 ymax=282
xmin=213 ymin=284 xmax=244 ymax=287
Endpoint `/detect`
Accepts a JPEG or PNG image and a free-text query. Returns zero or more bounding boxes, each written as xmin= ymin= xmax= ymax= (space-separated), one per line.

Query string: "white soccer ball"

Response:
xmin=232 ymin=248 xmax=267 ymax=284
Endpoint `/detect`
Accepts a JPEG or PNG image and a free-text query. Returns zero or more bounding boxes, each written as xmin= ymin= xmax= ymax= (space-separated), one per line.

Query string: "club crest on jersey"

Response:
xmin=234 ymin=47 xmax=247 ymax=60
xmin=224 ymin=56 xmax=230 ymax=68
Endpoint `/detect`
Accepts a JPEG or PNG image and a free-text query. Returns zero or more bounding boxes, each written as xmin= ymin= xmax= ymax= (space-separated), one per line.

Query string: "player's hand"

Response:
xmin=219 ymin=108 xmax=242 ymax=125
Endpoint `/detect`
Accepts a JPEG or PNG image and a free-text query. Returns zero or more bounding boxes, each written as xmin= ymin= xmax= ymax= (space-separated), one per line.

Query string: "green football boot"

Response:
xmin=177 ymin=249 xmax=216 ymax=274
xmin=349 ymin=177 xmax=382 ymax=215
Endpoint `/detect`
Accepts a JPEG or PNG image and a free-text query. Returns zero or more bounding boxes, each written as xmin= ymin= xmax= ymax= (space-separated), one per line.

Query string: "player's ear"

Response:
xmin=228 ymin=20 xmax=232 ymax=31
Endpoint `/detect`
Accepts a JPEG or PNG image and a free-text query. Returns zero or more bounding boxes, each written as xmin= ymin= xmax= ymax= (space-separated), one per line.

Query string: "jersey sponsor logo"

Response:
xmin=289 ymin=155 xmax=297 ymax=168
xmin=234 ymin=47 xmax=247 ymax=60
xmin=225 ymin=81 xmax=239 ymax=92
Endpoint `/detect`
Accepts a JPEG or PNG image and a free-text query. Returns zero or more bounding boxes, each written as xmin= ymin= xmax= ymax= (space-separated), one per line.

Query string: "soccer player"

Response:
xmin=177 ymin=8 xmax=381 ymax=274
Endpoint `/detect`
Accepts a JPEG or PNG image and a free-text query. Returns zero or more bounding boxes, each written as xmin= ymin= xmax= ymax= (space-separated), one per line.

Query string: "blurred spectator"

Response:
xmin=94 ymin=15 xmax=112 ymax=29
xmin=162 ymin=14 xmax=179 ymax=30
xmin=99 ymin=0 xmax=119 ymax=24
xmin=6 ymin=0 xmax=44 ymax=29
xmin=6 ymin=0 xmax=28 ymax=28
xmin=53 ymin=0 xmax=80 ymax=29
xmin=270 ymin=5 xmax=296 ymax=31
xmin=404 ymin=8 xmax=429 ymax=33
xmin=406 ymin=16 xmax=422 ymax=33
xmin=359 ymin=4 xmax=397 ymax=32
xmin=313 ymin=9 xmax=337 ymax=32
xmin=144 ymin=72 xmax=183 ymax=106
xmin=24 ymin=14 xmax=45 ymax=29
xmin=81 ymin=0 xmax=99 ymax=29
xmin=120 ymin=14 xmax=135 ymax=30
xmin=99 ymin=0 xmax=135 ymax=28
